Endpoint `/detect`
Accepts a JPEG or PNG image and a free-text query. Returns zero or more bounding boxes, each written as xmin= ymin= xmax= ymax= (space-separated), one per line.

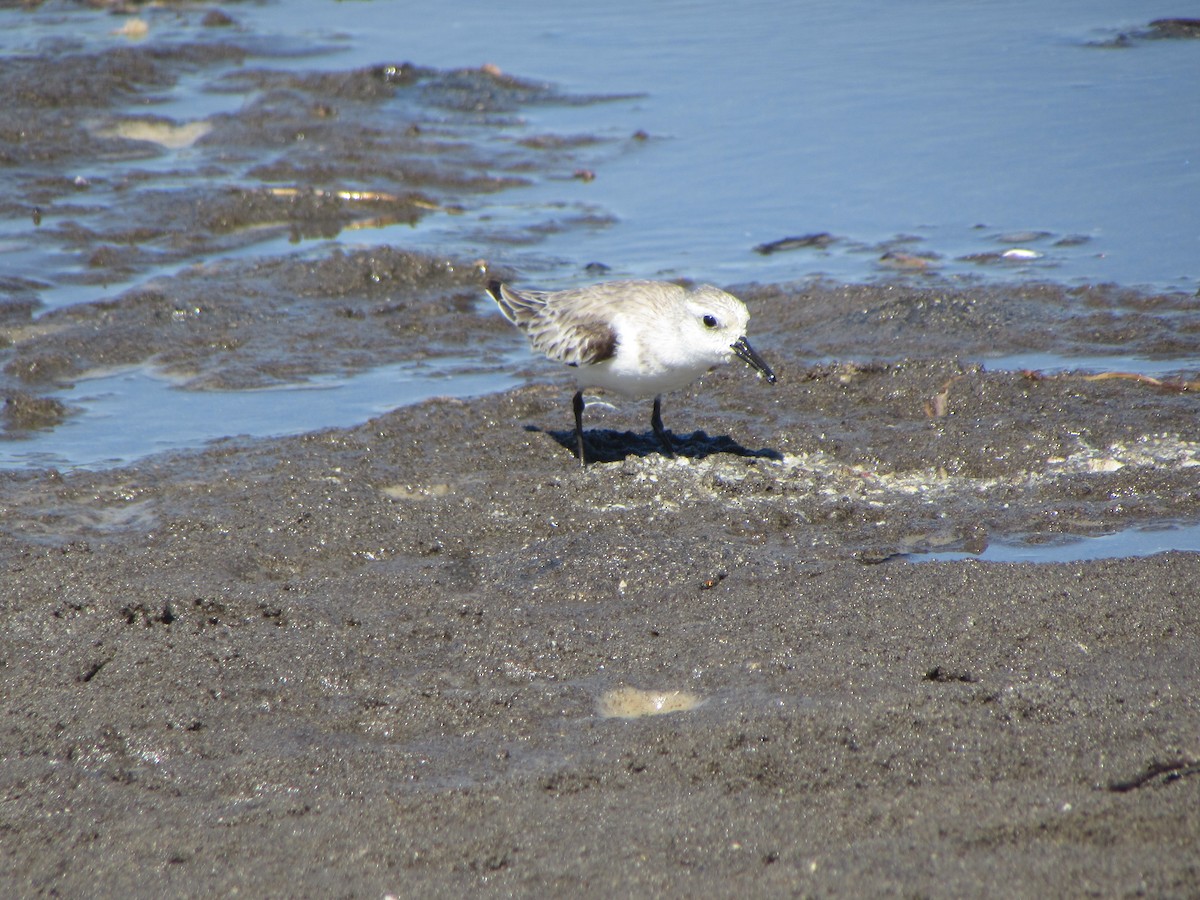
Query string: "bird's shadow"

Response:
xmin=526 ymin=425 xmax=783 ymax=464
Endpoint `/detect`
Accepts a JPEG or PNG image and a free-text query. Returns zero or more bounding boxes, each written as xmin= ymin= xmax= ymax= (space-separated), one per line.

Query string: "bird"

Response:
xmin=486 ymin=278 xmax=776 ymax=465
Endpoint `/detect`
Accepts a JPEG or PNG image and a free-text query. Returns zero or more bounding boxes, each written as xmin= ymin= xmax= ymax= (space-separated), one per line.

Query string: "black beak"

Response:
xmin=731 ymin=336 xmax=776 ymax=384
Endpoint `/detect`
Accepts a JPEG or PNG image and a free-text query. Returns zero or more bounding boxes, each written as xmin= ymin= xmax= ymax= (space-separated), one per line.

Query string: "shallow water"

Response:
xmin=912 ymin=520 xmax=1200 ymax=563
xmin=982 ymin=351 xmax=1200 ymax=379
xmin=0 ymin=358 xmax=516 ymax=470
xmin=3 ymin=0 xmax=1196 ymax=294
xmin=218 ymin=0 xmax=1200 ymax=290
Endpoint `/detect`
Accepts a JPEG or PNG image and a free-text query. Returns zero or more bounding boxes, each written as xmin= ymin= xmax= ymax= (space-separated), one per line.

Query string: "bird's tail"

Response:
xmin=485 ymin=280 xmax=544 ymax=326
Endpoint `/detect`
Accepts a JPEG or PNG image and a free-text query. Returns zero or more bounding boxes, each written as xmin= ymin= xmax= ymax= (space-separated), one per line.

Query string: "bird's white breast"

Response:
xmin=571 ymin=310 xmax=725 ymax=397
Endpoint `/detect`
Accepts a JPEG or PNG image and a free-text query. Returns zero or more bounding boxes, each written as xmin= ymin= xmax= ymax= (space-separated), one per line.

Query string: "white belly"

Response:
xmin=573 ymin=356 xmax=714 ymax=398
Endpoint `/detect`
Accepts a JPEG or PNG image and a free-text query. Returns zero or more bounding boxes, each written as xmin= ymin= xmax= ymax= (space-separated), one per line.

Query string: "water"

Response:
xmin=912 ymin=521 xmax=1200 ymax=564
xmin=220 ymin=0 xmax=1200 ymax=290
xmin=4 ymin=1 xmax=1197 ymax=291
xmin=0 ymin=359 xmax=516 ymax=471
xmin=982 ymin=352 xmax=1200 ymax=378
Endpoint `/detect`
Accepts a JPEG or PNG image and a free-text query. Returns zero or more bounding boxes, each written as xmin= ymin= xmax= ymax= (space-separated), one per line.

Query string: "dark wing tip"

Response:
xmin=485 ymin=279 xmax=504 ymax=301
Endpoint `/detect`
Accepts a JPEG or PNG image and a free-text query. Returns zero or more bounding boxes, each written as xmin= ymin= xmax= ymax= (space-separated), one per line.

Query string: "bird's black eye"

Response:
xmin=702 ymin=314 xmax=718 ymax=328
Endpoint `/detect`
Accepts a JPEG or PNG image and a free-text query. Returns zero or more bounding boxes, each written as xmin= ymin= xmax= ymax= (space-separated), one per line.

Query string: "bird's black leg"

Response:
xmin=651 ymin=395 xmax=675 ymax=456
xmin=573 ymin=390 xmax=587 ymax=467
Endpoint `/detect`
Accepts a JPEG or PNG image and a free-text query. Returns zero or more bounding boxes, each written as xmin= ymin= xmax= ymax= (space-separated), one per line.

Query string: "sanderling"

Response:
xmin=486 ymin=278 xmax=776 ymax=466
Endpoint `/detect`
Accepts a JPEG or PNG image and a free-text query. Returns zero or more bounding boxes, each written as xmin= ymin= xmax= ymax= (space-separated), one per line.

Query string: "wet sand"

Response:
xmin=2 ymin=11 xmax=1199 ymax=899
xmin=4 ymin=287 xmax=1200 ymax=896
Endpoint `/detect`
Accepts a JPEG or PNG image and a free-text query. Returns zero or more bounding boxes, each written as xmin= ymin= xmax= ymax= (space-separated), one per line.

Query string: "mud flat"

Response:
xmin=3 ymin=275 xmax=1200 ymax=896
xmin=1 ymin=8 xmax=1199 ymax=898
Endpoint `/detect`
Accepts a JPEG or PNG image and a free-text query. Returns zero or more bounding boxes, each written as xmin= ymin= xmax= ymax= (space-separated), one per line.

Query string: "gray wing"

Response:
xmin=487 ymin=281 xmax=617 ymax=367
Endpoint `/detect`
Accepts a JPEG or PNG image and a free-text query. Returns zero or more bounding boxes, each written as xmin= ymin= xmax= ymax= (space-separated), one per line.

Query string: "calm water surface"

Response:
xmin=223 ymin=0 xmax=1200 ymax=289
